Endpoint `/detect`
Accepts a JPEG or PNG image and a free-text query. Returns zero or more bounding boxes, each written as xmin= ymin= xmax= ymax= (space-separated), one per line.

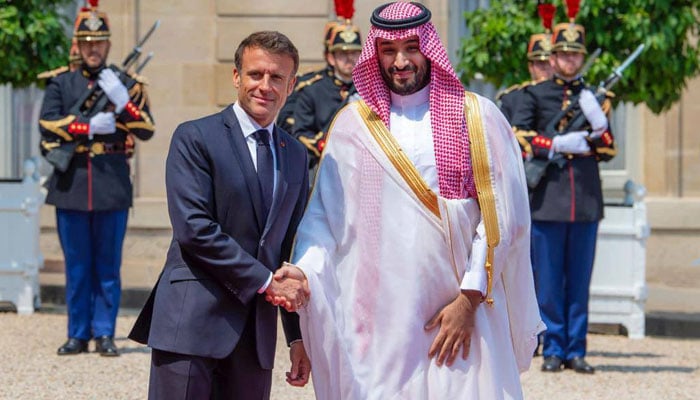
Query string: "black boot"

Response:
xmin=57 ymin=338 xmax=89 ymax=355
xmin=94 ymin=336 xmax=120 ymax=357
xmin=541 ymin=356 xmax=563 ymax=372
xmin=564 ymin=357 xmax=595 ymax=374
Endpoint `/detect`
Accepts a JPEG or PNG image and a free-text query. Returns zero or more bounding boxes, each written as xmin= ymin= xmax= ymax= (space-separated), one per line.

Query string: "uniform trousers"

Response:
xmin=56 ymin=208 xmax=128 ymax=340
xmin=531 ymin=220 xmax=599 ymax=360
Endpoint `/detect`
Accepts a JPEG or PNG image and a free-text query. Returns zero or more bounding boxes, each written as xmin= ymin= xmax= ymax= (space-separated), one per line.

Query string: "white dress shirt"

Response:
xmin=232 ymin=102 xmax=275 ymax=293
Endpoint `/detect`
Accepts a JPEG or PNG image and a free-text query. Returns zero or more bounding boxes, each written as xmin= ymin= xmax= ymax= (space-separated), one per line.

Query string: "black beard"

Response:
xmin=380 ymin=62 xmax=430 ymax=96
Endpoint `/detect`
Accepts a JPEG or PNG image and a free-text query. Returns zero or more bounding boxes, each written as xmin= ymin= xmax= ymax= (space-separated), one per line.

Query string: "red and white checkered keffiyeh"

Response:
xmin=353 ymin=1 xmax=476 ymax=199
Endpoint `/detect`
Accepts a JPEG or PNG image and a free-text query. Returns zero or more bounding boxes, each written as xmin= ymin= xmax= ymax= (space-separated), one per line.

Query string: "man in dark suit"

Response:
xmin=129 ymin=31 xmax=311 ymax=399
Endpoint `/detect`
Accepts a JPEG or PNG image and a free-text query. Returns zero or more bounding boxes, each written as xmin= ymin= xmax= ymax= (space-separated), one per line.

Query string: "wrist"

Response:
xmin=460 ymin=289 xmax=484 ymax=306
xmin=289 ymin=339 xmax=303 ymax=347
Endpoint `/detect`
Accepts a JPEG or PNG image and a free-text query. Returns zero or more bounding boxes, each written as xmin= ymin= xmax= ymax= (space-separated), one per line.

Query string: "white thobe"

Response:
xmin=292 ymin=91 xmax=543 ymax=400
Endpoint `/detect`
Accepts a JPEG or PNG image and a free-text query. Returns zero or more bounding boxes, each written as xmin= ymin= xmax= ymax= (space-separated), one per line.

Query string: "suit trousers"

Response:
xmin=148 ymin=305 xmax=272 ymax=400
xmin=56 ymin=208 xmax=128 ymax=340
xmin=531 ymin=220 xmax=598 ymax=360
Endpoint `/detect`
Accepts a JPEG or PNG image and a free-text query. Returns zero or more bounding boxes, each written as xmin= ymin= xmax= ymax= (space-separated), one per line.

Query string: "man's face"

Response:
xmin=377 ymin=35 xmax=430 ymax=96
xmin=327 ymin=49 xmax=361 ymax=82
xmin=233 ymin=47 xmax=296 ymax=127
xmin=528 ymin=60 xmax=553 ymax=82
xmin=78 ymin=40 xmax=110 ymax=69
xmin=550 ymin=51 xmax=584 ymax=80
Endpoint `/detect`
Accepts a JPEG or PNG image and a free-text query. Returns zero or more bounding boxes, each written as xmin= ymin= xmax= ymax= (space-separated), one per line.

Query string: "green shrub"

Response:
xmin=457 ymin=0 xmax=700 ymax=114
xmin=0 ymin=0 xmax=72 ymax=87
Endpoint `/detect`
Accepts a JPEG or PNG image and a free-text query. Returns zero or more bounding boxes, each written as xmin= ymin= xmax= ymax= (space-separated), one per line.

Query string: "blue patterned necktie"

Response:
xmin=252 ymin=129 xmax=274 ymax=216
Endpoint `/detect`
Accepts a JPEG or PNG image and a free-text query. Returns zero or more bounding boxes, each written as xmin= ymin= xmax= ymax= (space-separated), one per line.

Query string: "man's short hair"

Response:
xmin=234 ymin=31 xmax=299 ymax=76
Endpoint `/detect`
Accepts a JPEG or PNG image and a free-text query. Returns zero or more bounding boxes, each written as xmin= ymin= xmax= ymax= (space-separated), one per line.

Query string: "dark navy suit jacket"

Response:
xmin=129 ymin=106 xmax=309 ymax=369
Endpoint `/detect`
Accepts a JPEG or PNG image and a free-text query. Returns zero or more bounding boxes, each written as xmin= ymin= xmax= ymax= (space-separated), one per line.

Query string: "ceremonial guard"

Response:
xmin=292 ymin=20 xmax=362 ymax=168
xmin=511 ymin=0 xmax=616 ymax=374
xmin=38 ymin=0 xmax=155 ymax=357
xmin=498 ymin=1 xmax=554 ymax=122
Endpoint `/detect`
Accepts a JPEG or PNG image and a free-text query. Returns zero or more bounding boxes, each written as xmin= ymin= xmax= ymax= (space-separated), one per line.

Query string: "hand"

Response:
xmin=265 ymin=264 xmax=309 ymax=312
xmin=286 ymin=340 xmax=311 ymax=387
xmin=89 ymin=111 xmax=116 ymax=138
xmin=98 ymin=68 xmax=130 ymax=113
xmin=425 ymin=290 xmax=481 ymax=367
xmin=578 ymin=89 xmax=608 ymax=134
xmin=551 ymin=131 xmax=590 ymax=155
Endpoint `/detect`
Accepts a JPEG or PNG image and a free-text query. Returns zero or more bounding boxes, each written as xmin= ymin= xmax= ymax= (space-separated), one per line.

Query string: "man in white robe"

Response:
xmin=278 ymin=2 xmax=545 ymax=399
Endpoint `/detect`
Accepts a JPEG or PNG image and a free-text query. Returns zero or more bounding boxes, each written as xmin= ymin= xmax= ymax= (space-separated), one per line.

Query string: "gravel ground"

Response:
xmin=2 ymin=310 xmax=698 ymax=399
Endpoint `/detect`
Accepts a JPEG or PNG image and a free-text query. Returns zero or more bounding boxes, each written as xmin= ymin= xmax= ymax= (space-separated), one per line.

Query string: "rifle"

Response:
xmin=523 ymin=44 xmax=645 ymax=189
xmin=69 ymin=20 xmax=160 ymax=118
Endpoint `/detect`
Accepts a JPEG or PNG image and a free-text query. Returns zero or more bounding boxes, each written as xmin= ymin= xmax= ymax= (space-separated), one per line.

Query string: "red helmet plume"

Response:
xmin=537 ymin=1 xmax=556 ymax=32
xmin=334 ymin=0 xmax=355 ymax=22
xmin=565 ymin=0 xmax=581 ymax=22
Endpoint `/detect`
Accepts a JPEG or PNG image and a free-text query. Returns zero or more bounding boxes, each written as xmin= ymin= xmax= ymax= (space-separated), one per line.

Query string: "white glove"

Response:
xmin=551 ymin=131 xmax=590 ymax=156
xmin=579 ymin=89 xmax=608 ymax=137
xmin=89 ymin=111 xmax=116 ymax=139
xmin=98 ymin=68 xmax=130 ymax=113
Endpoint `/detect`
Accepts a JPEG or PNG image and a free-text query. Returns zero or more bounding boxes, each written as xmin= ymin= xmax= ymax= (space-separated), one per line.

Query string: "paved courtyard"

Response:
xmin=2 ymin=311 xmax=698 ymax=399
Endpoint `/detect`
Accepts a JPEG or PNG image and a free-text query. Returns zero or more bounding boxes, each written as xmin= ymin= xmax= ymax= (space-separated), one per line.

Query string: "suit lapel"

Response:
xmin=222 ymin=107 xmax=266 ymax=231
xmin=263 ymin=126 xmax=289 ymax=234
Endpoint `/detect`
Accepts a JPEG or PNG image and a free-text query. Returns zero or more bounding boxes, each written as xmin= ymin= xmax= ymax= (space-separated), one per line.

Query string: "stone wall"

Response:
xmin=39 ymin=1 xmax=700 ymax=282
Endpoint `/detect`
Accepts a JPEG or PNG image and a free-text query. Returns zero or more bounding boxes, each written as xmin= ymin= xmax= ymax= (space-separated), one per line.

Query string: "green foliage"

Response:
xmin=0 ymin=0 xmax=72 ymax=87
xmin=457 ymin=0 xmax=700 ymax=114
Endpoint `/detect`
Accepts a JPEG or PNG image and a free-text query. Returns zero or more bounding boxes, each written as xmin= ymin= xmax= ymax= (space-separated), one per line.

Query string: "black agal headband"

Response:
xmin=370 ymin=2 xmax=432 ymax=30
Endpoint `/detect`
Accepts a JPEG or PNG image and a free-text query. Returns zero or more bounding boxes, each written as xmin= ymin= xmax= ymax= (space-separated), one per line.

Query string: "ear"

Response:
xmin=287 ymin=75 xmax=297 ymax=96
xmin=232 ymin=66 xmax=240 ymax=89
xmin=326 ymin=51 xmax=336 ymax=67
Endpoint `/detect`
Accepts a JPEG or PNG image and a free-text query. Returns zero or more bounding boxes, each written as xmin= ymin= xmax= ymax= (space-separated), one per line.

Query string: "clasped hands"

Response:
xmin=264 ymin=262 xmax=309 ymax=312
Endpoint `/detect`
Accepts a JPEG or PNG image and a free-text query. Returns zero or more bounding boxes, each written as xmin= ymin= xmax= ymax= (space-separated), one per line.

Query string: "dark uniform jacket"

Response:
xmin=497 ymin=80 xmax=543 ymax=123
xmin=39 ymin=65 xmax=155 ymax=211
xmin=497 ymin=82 xmax=526 ymax=123
xmin=276 ymin=66 xmax=333 ymax=134
xmin=511 ymin=77 xmax=616 ymax=222
xmin=277 ymin=65 xmax=333 ymax=133
xmin=292 ymin=70 xmax=357 ymax=167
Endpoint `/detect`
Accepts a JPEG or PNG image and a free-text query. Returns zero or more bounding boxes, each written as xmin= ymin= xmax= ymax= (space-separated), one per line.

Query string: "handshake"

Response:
xmin=264 ymin=262 xmax=310 ymax=312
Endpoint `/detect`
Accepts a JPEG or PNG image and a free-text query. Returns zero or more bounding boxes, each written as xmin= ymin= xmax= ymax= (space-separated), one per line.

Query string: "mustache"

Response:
xmin=388 ymin=65 xmax=417 ymax=74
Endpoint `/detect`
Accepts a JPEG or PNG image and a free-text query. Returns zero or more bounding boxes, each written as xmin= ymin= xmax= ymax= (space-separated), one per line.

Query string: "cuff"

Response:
xmin=459 ymin=223 xmax=487 ymax=296
xmin=257 ymin=272 xmax=273 ymax=294
xmin=122 ymin=101 xmax=141 ymax=120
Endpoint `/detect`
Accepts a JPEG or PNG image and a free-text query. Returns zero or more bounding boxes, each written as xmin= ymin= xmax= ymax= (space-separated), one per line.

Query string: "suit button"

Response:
xmin=260 ymin=239 xmax=265 ymax=247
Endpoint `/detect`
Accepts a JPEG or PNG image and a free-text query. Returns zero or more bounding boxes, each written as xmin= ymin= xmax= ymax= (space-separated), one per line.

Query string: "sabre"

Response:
xmin=135 ymin=52 xmax=154 ymax=74
xmin=579 ymin=47 xmax=601 ymax=77
xmin=600 ymin=43 xmax=645 ymax=92
xmin=123 ymin=20 xmax=161 ymax=70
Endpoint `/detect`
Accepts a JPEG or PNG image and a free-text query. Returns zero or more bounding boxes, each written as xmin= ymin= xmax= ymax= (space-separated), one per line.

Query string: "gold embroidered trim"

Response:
xmin=464 ymin=91 xmax=500 ymax=306
xmin=37 ymin=65 xmax=69 ymax=80
xmin=124 ymin=121 xmax=155 ymax=131
xmin=595 ymin=146 xmax=617 ymax=156
xmin=294 ymin=74 xmax=323 ymax=92
xmin=357 ymin=101 xmax=440 ymax=219
xmin=39 ymin=115 xmax=76 ymax=141
xmin=297 ymin=131 xmax=324 ymax=158
xmin=514 ymin=128 xmax=536 ymax=156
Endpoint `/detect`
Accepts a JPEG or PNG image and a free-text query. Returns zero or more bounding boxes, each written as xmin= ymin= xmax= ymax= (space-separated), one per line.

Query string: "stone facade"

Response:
xmin=39 ymin=0 xmax=700 ymax=289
